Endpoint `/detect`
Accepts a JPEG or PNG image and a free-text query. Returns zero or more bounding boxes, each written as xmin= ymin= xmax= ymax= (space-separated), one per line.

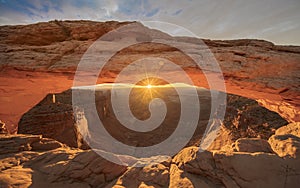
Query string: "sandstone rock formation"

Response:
xmin=231 ymin=138 xmax=273 ymax=153
xmin=17 ymin=91 xmax=89 ymax=149
xmin=268 ymin=122 xmax=300 ymax=158
xmin=275 ymin=122 xmax=300 ymax=137
xmin=0 ymin=134 xmax=127 ymax=187
xmin=0 ymin=20 xmax=299 ymax=130
xmin=18 ymin=85 xmax=287 ymax=151
xmin=0 ymin=120 xmax=8 ymax=134
xmin=170 ymin=146 xmax=300 ymax=188
xmin=208 ymin=94 xmax=288 ymax=150
xmin=0 ymin=20 xmax=299 ymax=187
xmin=1 ymin=132 xmax=300 ymax=188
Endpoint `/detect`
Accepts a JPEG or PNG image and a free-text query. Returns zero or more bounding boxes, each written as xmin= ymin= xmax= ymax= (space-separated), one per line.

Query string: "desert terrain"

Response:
xmin=0 ymin=20 xmax=300 ymax=187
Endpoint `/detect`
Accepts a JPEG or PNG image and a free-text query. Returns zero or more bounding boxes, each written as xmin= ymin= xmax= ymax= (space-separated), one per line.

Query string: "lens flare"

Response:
xmin=147 ymin=84 xmax=152 ymax=89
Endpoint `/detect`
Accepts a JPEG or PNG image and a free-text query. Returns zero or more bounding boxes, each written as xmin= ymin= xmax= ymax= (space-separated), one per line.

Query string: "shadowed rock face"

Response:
xmin=17 ymin=94 xmax=83 ymax=148
xmin=18 ymin=84 xmax=287 ymax=151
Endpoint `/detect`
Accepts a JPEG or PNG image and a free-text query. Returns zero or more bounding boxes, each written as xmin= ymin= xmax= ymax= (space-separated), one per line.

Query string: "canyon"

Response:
xmin=0 ymin=20 xmax=299 ymax=187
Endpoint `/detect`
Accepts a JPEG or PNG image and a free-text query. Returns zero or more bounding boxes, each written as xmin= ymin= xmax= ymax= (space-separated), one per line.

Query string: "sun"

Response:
xmin=147 ymin=84 xmax=152 ymax=89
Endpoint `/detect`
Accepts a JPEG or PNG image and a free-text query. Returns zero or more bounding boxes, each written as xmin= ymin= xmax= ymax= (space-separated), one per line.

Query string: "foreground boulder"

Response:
xmin=169 ymin=146 xmax=300 ymax=188
xmin=231 ymin=138 xmax=274 ymax=153
xmin=0 ymin=134 xmax=127 ymax=188
xmin=1 ymin=133 xmax=299 ymax=188
xmin=268 ymin=122 xmax=300 ymax=158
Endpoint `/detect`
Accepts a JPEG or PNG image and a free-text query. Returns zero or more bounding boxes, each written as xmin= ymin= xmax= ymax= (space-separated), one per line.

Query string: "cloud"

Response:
xmin=0 ymin=0 xmax=299 ymax=45
xmin=172 ymin=9 xmax=182 ymax=16
xmin=145 ymin=8 xmax=159 ymax=17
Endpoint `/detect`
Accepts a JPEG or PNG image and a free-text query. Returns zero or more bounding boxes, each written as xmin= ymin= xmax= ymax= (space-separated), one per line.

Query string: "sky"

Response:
xmin=0 ymin=0 xmax=299 ymax=45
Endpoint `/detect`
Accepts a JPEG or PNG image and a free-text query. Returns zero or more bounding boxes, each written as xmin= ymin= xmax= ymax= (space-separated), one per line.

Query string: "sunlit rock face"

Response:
xmin=1 ymin=20 xmax=299 ymax=132
xmin=18 ymin=84 xmax=287 ymax=152
xmin=1 ymin=133 xmax=299 ymax=187
xmin=0 ymin=134 xmax=127 ymax=188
